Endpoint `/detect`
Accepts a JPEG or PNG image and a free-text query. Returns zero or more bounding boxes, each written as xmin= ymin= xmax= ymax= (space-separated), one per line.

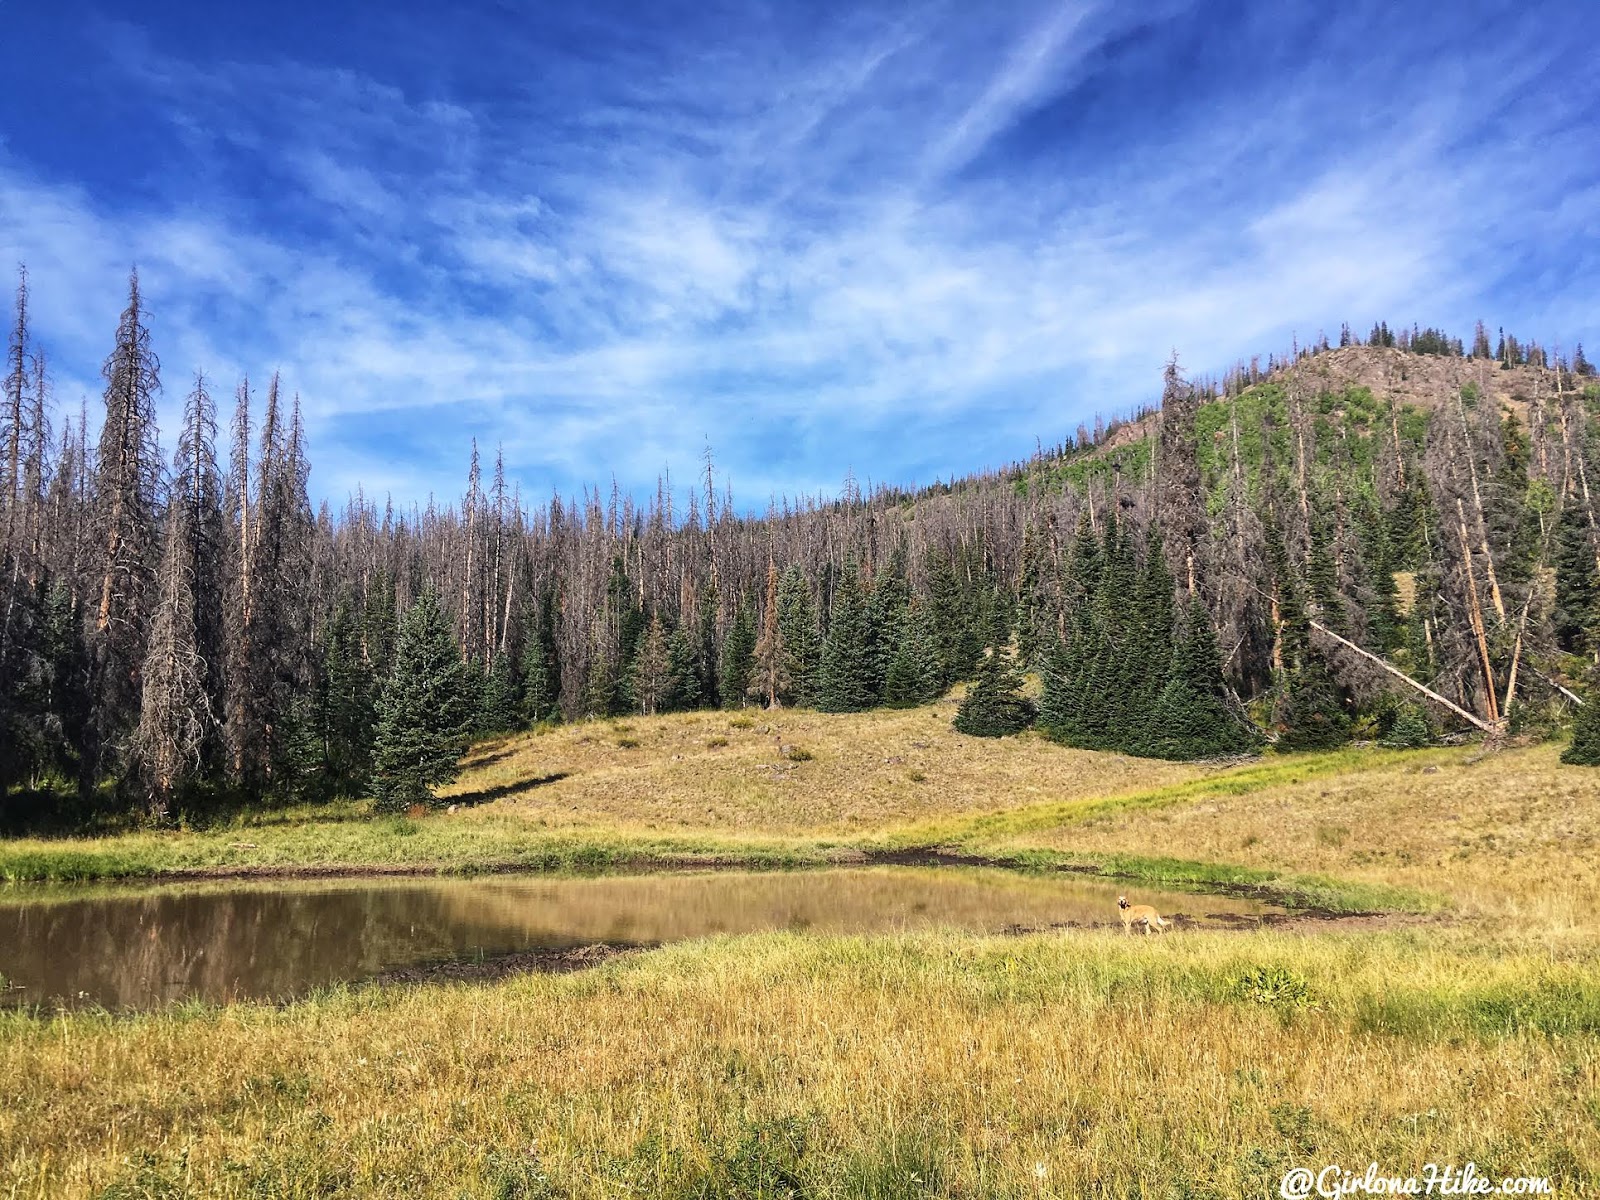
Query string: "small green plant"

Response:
xmin=1233 ymin=965 xmax=1318 ymax=1009
xmin=706 ymin=737 xmax=729 ymax=749
xmin=784 ymin=746 xmax=813 ymax=762
xmin=617 ymin=737 xmax=641 ymax=750
xmin=729 ymin=717 xmax=755 ymax=730
xmin=907 ymin=769 xmax=927 ymax=783
xmin=1381 ymin=704 xmax=1434 ymax=749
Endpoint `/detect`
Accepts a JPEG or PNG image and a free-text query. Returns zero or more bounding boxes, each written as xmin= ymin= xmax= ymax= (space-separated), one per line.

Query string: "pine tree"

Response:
xmin=133 ymin=374 xmax=229 ymax=813
xmin=322 ymin=596 xmax=375 ymax=793
xmin=1277 ymin=650 xmax=1351 ymax=752
xmin=478 ymin=650 xmax=520 ymax=733
xmin=719 ymin=604 xmax=756 ymax=709
xmin=1562 ymin=680 xmax=1600 ymax=766
xmin=631 ymin=613 xmax=672 ymax=715
xmin=91 ymin=271 xmax=163 ymax=766
xmin=882 ymin=601 xmax=942 ymax=707
xmin=371 ymin=588 xmax=472 ymax=810
xmin=663 ymin=619 xmax=703 ymax=711
xmin=1038 ymin=515 xmax=1104 ymax=745
xmin=865 ymin=554 xmax=909 ymax=701
xmin=696 ymin=580 xmax=721 ymax=708
xmin=925 ymin=550 xmax=977 ymax=683
xmin=518 ymin=592 xmax=558 ymax=724
xmin=1145 ymin=599 xmax=1257 ymax=760
xmin=775 ymin=565 xmax=820 ymax=705
xmin=363 ymin=570 xmax=399 ymax=683
xmin=1554 ymin=502 xmax=1600 ymax=656
xmin=817 ymin=561 xmax=875 ymax=712
xmin=1127 ymin=526 xmax=1176 ymax=716
xmin=954 ymin=647 xmax=1035 ymax=737
xmin=1381 ymin=703 xmax=1433 ymax=749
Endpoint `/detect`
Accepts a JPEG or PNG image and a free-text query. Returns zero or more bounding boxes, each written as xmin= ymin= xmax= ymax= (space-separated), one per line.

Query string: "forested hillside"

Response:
xmin=3 ymin=266 xmax=1597 ymax=819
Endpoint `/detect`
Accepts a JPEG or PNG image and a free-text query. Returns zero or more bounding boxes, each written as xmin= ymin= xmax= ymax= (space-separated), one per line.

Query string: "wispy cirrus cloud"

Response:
xmin=0 ymin=0 xmax=1595 ymax=510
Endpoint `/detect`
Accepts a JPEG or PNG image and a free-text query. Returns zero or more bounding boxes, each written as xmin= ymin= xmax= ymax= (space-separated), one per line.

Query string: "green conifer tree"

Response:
xmin=1127 ymin=526 xmax=1176 ymax=721
xmin=953 ymin=647 xmax=1035 ymax=737
xmin=865 ymin=555 xmax=909 ymax=702
xmin=477 ymin=650 xmax=521 ymax=733
xmin=371 ymin=589 xmax=473 ymax=811
xmin=925 ymin=550 xmax=978 ymax=683
xmin=630 ymin=613 xmax=672 ymax=715
xmin=1277 ymin=650 xmax=1351 ymax=752
xmin=882 ymin=602 xmax=942 ymax=707
xmin=1380 ymin=703 xmax=1433 ymax=749
xmin=1038 ymin=515 xmax=1104 ymax=746
xmin=323 ymin=597 xmax=376 ymax=794
xmin=696 ymin=582 xmax=721 ymax=708
xmin=664 ymin=620 xmax=703 ymax=711
xmin=1562 ymin=679 xmax=1600 ymax=766
xmin=719 ymin=604 xmax=756 ymax=709
xmin=1146 ymin=599 xmax=1258 ymax=760
xmin=518 ymin=598 xmax=558 ymax=724
xmin=776 ymin=566 xmax=821 ymax=705
xmin=1554 ymin=502 xmax=1600 ymax=656
xmin=817 ymin=562 xmax=876 ymax=712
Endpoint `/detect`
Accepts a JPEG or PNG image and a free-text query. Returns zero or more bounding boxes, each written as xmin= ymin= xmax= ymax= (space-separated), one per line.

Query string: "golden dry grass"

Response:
xmin=1017 ymin=743 xmax=1600 ymax=936
xmin=3 ymin=931 xmax=1595 ymax=1198
xmin=8 ymin=714 xmax=1600 ymax=1195
xmin=441 ymin=706 xmax=1209 ymax=836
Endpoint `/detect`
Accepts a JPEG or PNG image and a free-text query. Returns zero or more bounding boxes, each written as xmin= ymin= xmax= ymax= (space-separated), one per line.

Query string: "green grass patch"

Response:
xmin=890 ymin=746 xmax=1454 ymax=847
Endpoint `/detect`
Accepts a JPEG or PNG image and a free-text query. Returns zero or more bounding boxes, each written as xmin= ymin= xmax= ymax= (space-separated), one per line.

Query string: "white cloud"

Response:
xmin=0 ymin=1 xmax=1594 ymax=511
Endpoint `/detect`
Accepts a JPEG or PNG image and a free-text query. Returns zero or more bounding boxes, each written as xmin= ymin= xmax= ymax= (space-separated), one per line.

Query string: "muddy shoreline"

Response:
xmin=4 ymin=846 xmax=1417 ymax=925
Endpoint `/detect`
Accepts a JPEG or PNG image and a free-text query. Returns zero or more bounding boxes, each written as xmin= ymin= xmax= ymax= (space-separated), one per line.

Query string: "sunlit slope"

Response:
xmin=438 ymin=704 xmax=1209 ymax=835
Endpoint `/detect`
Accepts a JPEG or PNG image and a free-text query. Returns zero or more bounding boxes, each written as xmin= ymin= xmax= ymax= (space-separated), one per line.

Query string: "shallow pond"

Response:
xmin=0 ymin=867 xmax=1285 ymax=1010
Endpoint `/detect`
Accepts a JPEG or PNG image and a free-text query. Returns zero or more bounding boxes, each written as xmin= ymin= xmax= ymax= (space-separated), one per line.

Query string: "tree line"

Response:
xmin=4 ymin=265 xmax=1600 ymax=823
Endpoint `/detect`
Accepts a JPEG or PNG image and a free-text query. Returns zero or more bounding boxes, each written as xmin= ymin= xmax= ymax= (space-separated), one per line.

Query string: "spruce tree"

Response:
xmin=1562 ymin=680 xmax=1600 ymax=766
xmin=477 ymin=650 xmax=520 ymax=733
xmin=518 ymin=595 xmax=558 ymax=724
xmin=775 ymin=565 xmax=820 ymax=705
xmin=1554 ymin=502 xmax=1600 ymax=656
xmin=91 ymin=271 xmax=163 ymax=767
xmin=1381 ymin=703 xmax=1433 ymax=749
xmin=663 ymin=620 xmax=703 ymax=711
xmin=1038 ymin=515 xmax=1104 ymax=746
xmin=323 ymin=596 xmax=375 ymax=792
xmin=882 ymin=602 xmax=942 ymax=707
xmin=696 ymin=581 xmax=721 ymax=708
xmin=371 ymin=588 xmax=472 ymax=810
xmin=719 ymin=604 xmax=756 ymax=709
xmin=134 ymin=375 xmax=227 ymax=816
xmin=1277 ymin=650 xmax=1351 ymax=752
xmin=1127 ymin=526 xmax=1176 ymax=719
xmin=817 ymin=562 xmax=875 ymax=712
xmin=953 ymin=647 xmax=1035 ymax=737
xmin=630 ymin=613 xmax=672 ymax=715
xmin=865 ymin=554 xmax=909 ymax=700
xmin=1145 ymin=599 xmax=1257 ymax=760
xmin=925 ymin=550 xmax=977 ymax=683
xmin=134 ymin=509 xmax=218 ymax=817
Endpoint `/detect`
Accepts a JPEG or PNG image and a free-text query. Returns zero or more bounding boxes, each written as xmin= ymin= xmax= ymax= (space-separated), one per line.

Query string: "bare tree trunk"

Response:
xmin=1309 ymin=620 xmax=1495 ymax=734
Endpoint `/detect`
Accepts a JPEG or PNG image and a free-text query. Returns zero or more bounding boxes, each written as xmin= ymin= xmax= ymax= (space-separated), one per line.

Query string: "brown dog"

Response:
xmin=1118 ymin=895 xmax=1171 ymax=935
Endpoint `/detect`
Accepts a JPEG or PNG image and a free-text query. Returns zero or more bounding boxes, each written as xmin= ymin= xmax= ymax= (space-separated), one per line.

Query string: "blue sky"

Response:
xmin=1 ymin=0 xmax=1596 ymax=511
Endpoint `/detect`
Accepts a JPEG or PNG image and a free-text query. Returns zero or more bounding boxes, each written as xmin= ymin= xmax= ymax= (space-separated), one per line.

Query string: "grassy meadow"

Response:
xmin=3 ymin=704 xmax=1600 ymax=1195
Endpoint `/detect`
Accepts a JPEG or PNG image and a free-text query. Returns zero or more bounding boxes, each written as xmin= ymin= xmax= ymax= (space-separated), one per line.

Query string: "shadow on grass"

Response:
xmin=448 ymin=772 xmax=571 ymax=807
xmin=460 ymin=746 xmax=522 ymax=772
